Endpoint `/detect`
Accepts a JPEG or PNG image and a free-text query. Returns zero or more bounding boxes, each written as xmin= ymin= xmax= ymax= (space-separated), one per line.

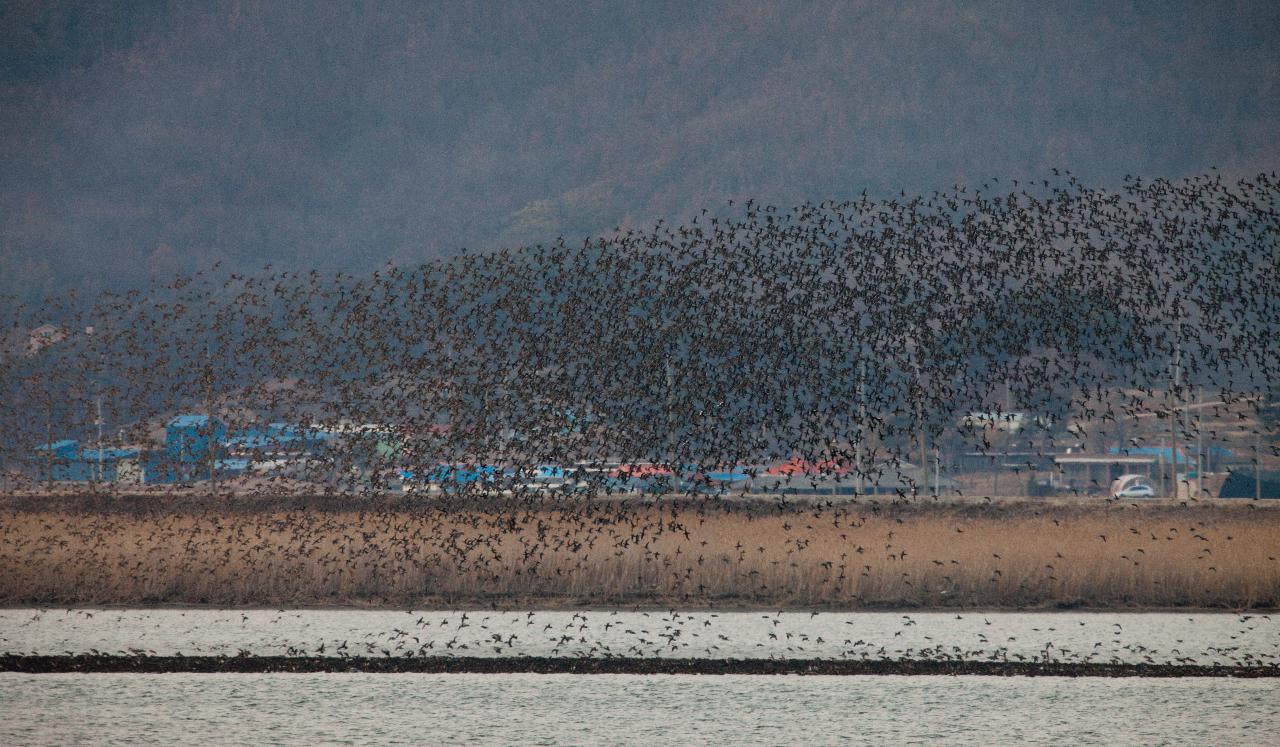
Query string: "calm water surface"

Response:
xmin=1 ymin=672 xmax=1277 ymax=746
xmin=4 ymin=610 xmax=1277 ymax=745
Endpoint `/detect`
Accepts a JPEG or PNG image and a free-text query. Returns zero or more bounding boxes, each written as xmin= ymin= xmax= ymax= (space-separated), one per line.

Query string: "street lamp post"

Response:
xmin=96 ymin=393 xmax=103 ymax=483
xmin=86 ymin=325 xmax=104 ymax=486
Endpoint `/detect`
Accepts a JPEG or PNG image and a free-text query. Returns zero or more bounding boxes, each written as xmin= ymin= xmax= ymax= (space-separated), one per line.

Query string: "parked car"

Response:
xmin=1114 ymin=483 xmax=1155 ymax=498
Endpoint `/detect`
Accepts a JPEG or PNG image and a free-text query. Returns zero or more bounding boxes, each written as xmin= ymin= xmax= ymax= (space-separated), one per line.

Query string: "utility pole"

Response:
xmin=1196 ymin=385 xmax=1204 ymax=499
xmin=1182 ymin=378 xmax=1191 ymax=498
xmin=665 ymin=354 xmax=675 ymax=477
xmin=856 ymin=357 xmax=866 ymax=497
xmin=933 ymin=446 xmax=940 ymax=498
xmin=45 ymin=394 xmax=53 ymax=492
xmin=205 ymin=338 xmax=217 ymax=495
xmin=1257 ymin=429 xmax=1263 ymax=502
xmin=916 ymin=368 xmax=926 ymax=499
xmin=86 ymin=324 xmax=104 ymax=487
xmin=1157 ymin=449 xmax=1165 ymax=498
xmin=1170 ymin=342 xmax=1180 ymax=500
xmin=996 ymin=378 xmax=1011 ymax=497
xmin=96 ymin=394 xmax=104 ymax=484
xmin=919 ymin=430 xmax=927 ymax=498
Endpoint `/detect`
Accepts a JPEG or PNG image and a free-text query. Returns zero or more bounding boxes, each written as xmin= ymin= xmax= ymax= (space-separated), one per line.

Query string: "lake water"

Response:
xmin=3 ymin=609 xmax=1278 ymax=745
xmin=1 ymin=672 xmax=1277 ymax=746
xmin=2 ymin=609 xmax=1277 ymax=666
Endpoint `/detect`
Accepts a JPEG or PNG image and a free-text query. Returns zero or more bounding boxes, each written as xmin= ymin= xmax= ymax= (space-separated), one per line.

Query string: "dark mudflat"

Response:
xmin=2 ymin=655 xmax=1275 ymax=677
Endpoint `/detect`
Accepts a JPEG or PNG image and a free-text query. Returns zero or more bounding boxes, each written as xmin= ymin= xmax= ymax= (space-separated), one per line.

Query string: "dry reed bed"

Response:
xmin=1 ymin=501 xmax=1277 ymax=608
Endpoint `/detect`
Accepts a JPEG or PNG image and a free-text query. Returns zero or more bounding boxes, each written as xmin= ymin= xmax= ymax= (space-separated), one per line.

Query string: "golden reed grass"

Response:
xmin=0 ymin=499 xmax=1276 ymax=609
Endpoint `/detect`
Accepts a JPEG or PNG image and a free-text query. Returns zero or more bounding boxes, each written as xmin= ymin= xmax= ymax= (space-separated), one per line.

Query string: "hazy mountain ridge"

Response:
xmin=2 ymin=0 xmax=1277 ymax=302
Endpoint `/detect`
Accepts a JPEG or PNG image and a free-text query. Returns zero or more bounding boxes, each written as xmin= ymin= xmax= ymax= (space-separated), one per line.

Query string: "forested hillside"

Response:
xmin=2 ymin=0 xmax=1277 ymax=301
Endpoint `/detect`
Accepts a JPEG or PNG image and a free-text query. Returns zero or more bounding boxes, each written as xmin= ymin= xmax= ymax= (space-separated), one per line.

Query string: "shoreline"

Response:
xmin=2 ymin=654 xmax=1277 ymax=677
xmin=2 ymin=601 xmax=1275 ymax=614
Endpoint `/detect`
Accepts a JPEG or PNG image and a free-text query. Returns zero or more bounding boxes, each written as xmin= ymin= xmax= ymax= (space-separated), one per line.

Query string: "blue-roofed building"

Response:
xmin=403 ymin=463 xmax=502 ymax=491
xmin=1107 ymin=445 xmax=1237 ymax=472
xmin=697 ymin=467 xmax=758 ymax=493
xmin=33 ymin=439 xmax=86 ymax=481
xmin=80 ymin=447 xmax=140 ymax=461
xmin=1220 ymin=469 xmax=1280 ymax=499
xmin=214 ymin=458 xmax=252 ymax=477
xmin=32 ymin=441 xmax=143 ymax=483
xmin=222 ymin=423 xmax=330 ymax=482
xmin=266 ymin=422 xmax=301 ymax=438
xmin=222 ymin=433 xmax=275 ymax=452
xmin=224 ymin=423 xmax=329 ymax=459
xmin=144 ymin=451 xmax=207 ymax=485
xmin=1108 ymin=446 xmax=1193 ymax=465
xmin=147 ymin=415 xmax=226 ymax=484
xmin=35 ymin=439 xmax=79 ymax=458
xmin=78 ymin=447 xmax=142 ymax=483
xmin=166 ymin=414 xmax=226 ymax=463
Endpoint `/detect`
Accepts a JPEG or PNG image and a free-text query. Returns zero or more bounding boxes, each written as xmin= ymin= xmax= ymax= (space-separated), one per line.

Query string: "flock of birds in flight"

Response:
xmin=0 ymin=172 xmax=1277 ymax=665
xmin=3 ymin=170 xmax=1275 ymax=495
xmin=5 ymin=607 xmax=1277 ymax=669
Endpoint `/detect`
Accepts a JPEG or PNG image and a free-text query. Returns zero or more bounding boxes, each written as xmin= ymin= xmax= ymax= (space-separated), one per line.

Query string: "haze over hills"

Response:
xmin=2 ymin=0 xmax=1277 ymax=302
